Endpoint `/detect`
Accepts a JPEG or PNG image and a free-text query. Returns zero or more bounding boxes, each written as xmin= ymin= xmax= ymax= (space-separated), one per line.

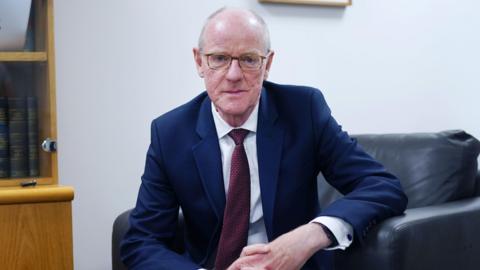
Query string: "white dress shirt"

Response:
xmin=211 ymin=101 xmax=354 ymax=250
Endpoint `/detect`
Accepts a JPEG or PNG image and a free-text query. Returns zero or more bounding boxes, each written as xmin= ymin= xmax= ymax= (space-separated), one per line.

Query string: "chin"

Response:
xmin=219 ymin=105 xmax=250 ymax=117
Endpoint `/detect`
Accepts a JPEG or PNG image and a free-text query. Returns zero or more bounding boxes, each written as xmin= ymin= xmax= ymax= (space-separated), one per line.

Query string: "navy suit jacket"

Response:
xmin=121 ymin=81 xmax=408 ymax=270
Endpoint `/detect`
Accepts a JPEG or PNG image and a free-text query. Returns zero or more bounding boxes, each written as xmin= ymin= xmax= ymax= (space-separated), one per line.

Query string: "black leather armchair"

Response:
xmin=113 ymin=130 xmax=480 ymax=270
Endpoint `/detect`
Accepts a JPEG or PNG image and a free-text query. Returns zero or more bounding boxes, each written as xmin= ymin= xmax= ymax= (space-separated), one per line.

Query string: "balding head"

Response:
xmin=198 ymin=7 xmax=271 ymax=53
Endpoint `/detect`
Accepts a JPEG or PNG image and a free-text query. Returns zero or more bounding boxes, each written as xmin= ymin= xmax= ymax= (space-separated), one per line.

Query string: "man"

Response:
xmin=121 ymin=7 xmax=407 ymax=270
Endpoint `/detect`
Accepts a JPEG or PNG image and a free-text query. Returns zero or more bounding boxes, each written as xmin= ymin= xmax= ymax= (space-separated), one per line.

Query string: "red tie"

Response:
xmin=215 ymin=129 xmax=251 ymax=270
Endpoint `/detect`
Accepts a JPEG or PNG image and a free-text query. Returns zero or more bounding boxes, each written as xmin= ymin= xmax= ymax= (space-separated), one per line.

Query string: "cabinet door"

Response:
xmin=0 ymin=200 xmax=73 ymax=269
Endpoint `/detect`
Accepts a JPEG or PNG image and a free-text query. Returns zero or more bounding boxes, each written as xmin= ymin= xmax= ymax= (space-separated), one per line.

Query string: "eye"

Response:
xmin=209 ymin=54 xmax=229 ymax=63
xmin=239 ymin=54 xmax=261 ymax=69
xmin=240 ymin=54 xmax=259 ymax=65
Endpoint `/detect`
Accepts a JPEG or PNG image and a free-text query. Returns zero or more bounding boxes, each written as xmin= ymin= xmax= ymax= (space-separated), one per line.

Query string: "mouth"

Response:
xmin=224 ymin=89 xmax=247 ymax=95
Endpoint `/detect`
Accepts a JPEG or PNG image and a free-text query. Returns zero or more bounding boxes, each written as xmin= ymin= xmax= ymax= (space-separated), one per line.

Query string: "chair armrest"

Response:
xmin=112 ymin=209 xmax=186 ymax=270
xmin=335 ymin=196 xmax=480 ymax=270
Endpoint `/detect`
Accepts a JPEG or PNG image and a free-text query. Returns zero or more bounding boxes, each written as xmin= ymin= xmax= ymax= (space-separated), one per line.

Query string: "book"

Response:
xmin=0 ymin=97 xmax=9 ymax=177
xmin=27 ymin=96 xmax=39 ymax=176
xmin=0 ymin=65 xmax=11 ymax=178
xmin=8 ymin=97 xmax=28 ymax=178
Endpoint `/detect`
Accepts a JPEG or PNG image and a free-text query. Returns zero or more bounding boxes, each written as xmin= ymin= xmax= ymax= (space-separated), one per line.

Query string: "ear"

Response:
xmin=193 ymin=48 xmax=204 ymax=77
xmin=263 ymin=50 xmax=275 ymax=80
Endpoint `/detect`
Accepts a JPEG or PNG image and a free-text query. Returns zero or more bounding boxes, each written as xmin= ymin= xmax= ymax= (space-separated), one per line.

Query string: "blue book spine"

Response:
xmin=0 ymin=97 xmax=9 ymax=178
xmin=8 ymin=97 xmax=28 ymax=178
xmin=27 ymin=96 xmax=39 ymax=177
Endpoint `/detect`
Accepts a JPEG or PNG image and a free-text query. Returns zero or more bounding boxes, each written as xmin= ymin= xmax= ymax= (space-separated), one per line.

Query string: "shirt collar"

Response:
xmin=211 ymin=100 xmax=259 ymax=139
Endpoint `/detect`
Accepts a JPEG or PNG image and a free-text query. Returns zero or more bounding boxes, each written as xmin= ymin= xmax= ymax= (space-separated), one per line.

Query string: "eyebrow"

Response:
xmin=204 ymin=51 xmax=263 ymax=55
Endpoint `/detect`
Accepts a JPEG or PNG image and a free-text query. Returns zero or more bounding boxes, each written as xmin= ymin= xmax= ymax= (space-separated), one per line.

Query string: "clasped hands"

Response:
xmin=226 ymin=223 xmax=331 ymax=270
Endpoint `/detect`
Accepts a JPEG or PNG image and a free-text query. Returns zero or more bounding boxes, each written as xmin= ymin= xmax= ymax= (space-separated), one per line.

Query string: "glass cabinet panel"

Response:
xmin=0 ymin=61 xmax=55 ymax=184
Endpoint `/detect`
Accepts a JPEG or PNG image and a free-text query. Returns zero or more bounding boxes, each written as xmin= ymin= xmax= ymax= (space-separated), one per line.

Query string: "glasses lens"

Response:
xmin=208 ymin=54 xmax=230 ymax=69
xmin=239 ymin=54 xmax=262 ymax=70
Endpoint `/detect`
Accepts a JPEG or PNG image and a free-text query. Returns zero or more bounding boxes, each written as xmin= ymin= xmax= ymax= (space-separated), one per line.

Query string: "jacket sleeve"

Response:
xmin=310 ymin=89 xmax=408 ymax=245
xmin=120 ymin=120 xmax=200 ymax=270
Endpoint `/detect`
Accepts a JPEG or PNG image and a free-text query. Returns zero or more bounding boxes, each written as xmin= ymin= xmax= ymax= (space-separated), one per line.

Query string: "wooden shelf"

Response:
xmin=0 ymin=185 xmax=74 ymax=204
xmin=0 ymin=177 xmax=56 ymax=188
xmin=0 ymin=52 xmax=48 ymax=62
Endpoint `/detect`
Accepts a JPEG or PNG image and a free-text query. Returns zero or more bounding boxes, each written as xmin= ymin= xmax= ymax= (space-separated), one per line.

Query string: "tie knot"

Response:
xmin=228 ymin=129 xmax=249 ymax=145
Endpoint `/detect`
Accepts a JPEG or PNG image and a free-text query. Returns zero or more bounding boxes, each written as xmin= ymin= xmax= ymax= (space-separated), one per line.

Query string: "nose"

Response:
xmin=225 ymin=59 xmax=243 ymax=81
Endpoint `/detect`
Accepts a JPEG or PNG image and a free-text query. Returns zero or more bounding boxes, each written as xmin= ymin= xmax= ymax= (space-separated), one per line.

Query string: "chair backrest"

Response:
xmin=318 ymin=130 xmax=480 ymax=209
xmin=476 ymin=172 xmax=480 ymax=196
xmin=112 ymin=210 xmax=130 ymax=270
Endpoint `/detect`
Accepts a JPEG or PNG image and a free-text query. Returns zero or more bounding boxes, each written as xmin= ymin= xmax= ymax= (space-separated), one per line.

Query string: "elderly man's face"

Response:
xmin=194 ymin=11 xmax=273 ymax=126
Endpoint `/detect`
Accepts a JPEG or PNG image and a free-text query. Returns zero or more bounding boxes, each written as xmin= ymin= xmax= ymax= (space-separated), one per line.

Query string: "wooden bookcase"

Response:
xmin=0 ymin=0 xmax=74 ymax=269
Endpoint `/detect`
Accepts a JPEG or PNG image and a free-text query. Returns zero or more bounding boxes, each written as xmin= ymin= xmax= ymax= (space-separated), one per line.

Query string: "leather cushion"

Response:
xmin=354 ymin=130 xmax=480 ymax=208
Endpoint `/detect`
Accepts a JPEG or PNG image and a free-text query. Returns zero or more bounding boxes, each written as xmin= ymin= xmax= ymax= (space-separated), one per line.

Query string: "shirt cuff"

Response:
xmin=311 ymin=216 xmax=354 ymax=250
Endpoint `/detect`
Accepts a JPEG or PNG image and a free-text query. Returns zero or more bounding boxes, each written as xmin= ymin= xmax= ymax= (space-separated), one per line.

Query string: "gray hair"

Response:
xmin=197 ymin=7 xmax=271 ymax=53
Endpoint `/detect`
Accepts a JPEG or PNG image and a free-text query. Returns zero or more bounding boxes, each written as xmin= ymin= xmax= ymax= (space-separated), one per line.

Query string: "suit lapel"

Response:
xmin=257 ymin=88 xmax=284 ymax=240
xmin=192 ymin=97 xmax=225 ymax=220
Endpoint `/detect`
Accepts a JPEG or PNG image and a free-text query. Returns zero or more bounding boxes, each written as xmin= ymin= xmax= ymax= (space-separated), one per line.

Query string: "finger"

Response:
xmin=226 ymin=262 xmax=241 ymax=270
xmin=228 ymin=256 xmax=258 ymax=270
xmin=241 ymin=244 xmax=271 ymax=257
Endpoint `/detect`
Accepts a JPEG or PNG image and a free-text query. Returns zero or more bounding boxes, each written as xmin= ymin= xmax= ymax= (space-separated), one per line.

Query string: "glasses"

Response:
xmin=203 ymin=52 xmax=268 ymax=71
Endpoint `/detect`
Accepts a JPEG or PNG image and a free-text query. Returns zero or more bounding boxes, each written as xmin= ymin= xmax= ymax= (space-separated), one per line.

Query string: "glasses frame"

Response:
xmin=203 ymin=52 xmax=270 ymax=71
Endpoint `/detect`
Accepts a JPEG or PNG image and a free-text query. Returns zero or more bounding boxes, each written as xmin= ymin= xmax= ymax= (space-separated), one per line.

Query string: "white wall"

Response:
xmin=54 ymin=0 xmax=480 ymax=269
